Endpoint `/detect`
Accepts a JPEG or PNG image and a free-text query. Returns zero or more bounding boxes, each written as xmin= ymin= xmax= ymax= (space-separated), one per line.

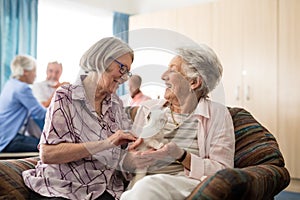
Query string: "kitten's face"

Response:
xmin=139 ymin=109 xmax=167 ymax=150
xmin=146 ymin=110 xmax=167 ymax=130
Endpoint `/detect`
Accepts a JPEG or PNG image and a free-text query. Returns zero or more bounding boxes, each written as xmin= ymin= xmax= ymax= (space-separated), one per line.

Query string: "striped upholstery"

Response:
xmin=0 ymin=157 xmax=38 ymax=200
xmin=186 ymin=107 xmax=290 ymax=200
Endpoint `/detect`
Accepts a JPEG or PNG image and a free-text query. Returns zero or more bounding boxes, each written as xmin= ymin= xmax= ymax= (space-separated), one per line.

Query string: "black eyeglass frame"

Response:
xmin=113 ymin=59 xmax=132 ymax=78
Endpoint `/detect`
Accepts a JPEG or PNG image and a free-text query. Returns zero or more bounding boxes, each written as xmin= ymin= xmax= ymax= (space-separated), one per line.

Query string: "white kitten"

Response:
xmin=127 ymin=109 xmax=167 ymax=189
xmin=137 ymin=109 xmax=167 ymax=150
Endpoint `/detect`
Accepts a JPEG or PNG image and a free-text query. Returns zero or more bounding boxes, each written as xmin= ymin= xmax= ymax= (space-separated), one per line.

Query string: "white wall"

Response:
xmin=36 ymin=0 xmax=113 ymax=83
xmin=64 ymin=0 xmax=213 ymax=14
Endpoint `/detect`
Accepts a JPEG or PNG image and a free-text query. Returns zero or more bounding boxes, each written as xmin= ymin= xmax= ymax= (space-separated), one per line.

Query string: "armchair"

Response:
xmin=186 ymin=107 xmax=290 ymax=200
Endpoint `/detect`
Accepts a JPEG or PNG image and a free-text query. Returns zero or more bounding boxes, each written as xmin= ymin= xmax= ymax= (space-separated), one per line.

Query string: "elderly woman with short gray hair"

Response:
xmin=121 ymin=44 xmax=235 ymax=200
xmin=23 ymin=37 xmax=138 ymax=200
xmin=0 ymin=55 xmax=46 ymax=153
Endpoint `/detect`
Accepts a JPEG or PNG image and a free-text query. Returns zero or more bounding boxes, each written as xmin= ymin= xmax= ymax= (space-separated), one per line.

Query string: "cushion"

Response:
xmin=0 ymin=152 xmax=39 ymax=159
xmin=187 ymin=164 xmax=290 ymax=200
xmin=186 ymin=108 xmax=290 ymax=200
xmin=0 ymin=157 xmax=38 ymax=200
xmin=228 ymin=107 xmax=284 ymax=167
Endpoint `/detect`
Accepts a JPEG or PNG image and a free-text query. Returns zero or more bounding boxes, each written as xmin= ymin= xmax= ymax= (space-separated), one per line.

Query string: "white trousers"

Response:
xmin=120 ymin=174 xmax=201 ymax=200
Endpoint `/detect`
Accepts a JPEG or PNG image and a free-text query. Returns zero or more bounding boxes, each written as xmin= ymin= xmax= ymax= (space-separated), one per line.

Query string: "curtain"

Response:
xmin=113 ymin=11 xmax=129 ymax=96
xmin=0 ymin=0 xmax=38 ymax=92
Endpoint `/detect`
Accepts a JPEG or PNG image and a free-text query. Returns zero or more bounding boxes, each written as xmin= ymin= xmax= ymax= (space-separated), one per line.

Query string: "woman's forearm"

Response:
xmin=40 ymin=140 xmax=112 ymax=164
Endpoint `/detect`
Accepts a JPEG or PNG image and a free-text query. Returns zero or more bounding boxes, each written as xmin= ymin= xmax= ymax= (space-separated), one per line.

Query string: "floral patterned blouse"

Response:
xmin=23 ymin=75 xmax=132 ymax=200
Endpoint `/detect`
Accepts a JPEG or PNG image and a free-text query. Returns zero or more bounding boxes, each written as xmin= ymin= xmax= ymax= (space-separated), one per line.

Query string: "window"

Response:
xmin=36 ymin=0 xmax=113 ymax=83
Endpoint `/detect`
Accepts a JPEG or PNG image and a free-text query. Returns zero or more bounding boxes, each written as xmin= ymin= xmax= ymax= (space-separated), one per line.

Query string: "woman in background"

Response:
xmin=0 ymin=55 xmax=46 ymax=152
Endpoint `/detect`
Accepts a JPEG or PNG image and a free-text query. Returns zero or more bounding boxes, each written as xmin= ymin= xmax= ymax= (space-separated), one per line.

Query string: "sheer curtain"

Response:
xmin=0 ymin=0 xmax=38 ymax=92
xmin=113 ymin=11 xmax=130 ymax=96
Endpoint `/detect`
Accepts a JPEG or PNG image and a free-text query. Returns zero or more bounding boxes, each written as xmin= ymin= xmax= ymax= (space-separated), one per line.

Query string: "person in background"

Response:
xmin=0 ymin=55 xmax=47 ymax=152
xmin=128 ymin=74 xmax=151 ymax=106
xmin=121 ymin=45 xmax=235 ymax=200
xmin=22 ymin=37 xmax=139 ymax=200
xmin=32 ymin=61 xmax=69 ymax=108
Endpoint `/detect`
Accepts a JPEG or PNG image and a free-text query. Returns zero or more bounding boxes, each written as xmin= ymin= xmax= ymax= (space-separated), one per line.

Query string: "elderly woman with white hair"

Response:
xmin=0 ymin=55 xmax=46 ymax=153
xmin=22 ymin=37 xmax=138 ymax=200
xmin=121 ymin=44 xmax=235 ymax=200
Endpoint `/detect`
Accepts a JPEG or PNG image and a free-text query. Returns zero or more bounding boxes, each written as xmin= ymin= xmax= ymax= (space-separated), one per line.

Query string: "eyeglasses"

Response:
xmin=113 ymin=59 xmax=132 ymax=79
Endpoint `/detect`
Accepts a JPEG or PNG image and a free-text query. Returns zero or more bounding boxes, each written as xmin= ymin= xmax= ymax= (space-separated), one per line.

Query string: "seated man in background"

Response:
xmin=32 ymin=61 xmax=69 ymax=108
xmin=128 ymin=74 xmax=151 ymax=106
xmin=0 ymin=55 xmax=46 ymax=152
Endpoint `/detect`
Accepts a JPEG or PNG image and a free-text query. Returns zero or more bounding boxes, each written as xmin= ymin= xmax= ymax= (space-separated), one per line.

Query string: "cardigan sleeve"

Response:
xmin=186 ymin=103 xmax=235 ymax=180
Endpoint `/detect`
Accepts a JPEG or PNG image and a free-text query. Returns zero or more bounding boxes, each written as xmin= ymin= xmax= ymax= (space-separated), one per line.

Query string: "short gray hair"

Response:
xmin=177 ymin=45 xmax=223 ymax=98
xmin=10 ymin=55 xmax=36 ymax=79
xmin=80 ymin=37 xmax=134 ymax=74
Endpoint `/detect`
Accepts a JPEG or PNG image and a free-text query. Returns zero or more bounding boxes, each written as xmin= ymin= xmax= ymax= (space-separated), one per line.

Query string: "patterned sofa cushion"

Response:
xmin=187 ymin=164 xmax=290 ymax=200
xmin=229 ymin=107 xmax=284 ymax=167
xmin=0 ymin=157 xmax=38 ymax=200
xmin=186 ymin=107 xmax=289 ymax=200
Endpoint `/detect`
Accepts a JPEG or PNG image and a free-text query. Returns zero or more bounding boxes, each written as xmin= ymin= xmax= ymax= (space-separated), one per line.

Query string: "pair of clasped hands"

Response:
xmin=110 ymin=130 xmax=184 ymax=171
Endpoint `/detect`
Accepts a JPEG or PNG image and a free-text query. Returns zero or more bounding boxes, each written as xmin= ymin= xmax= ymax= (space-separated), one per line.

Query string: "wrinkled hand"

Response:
xmin=141 ymin=142 xmax=184 ymax=161
xmin=123 ymin=149 xmax=155 ymax=171
xmin=122 ymin=138 xmax=155 ymax=171
xmin=107 ymin=130 xmax=136 ymax=147
xmin=128 ymin=138 xmax=143 ymax=150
